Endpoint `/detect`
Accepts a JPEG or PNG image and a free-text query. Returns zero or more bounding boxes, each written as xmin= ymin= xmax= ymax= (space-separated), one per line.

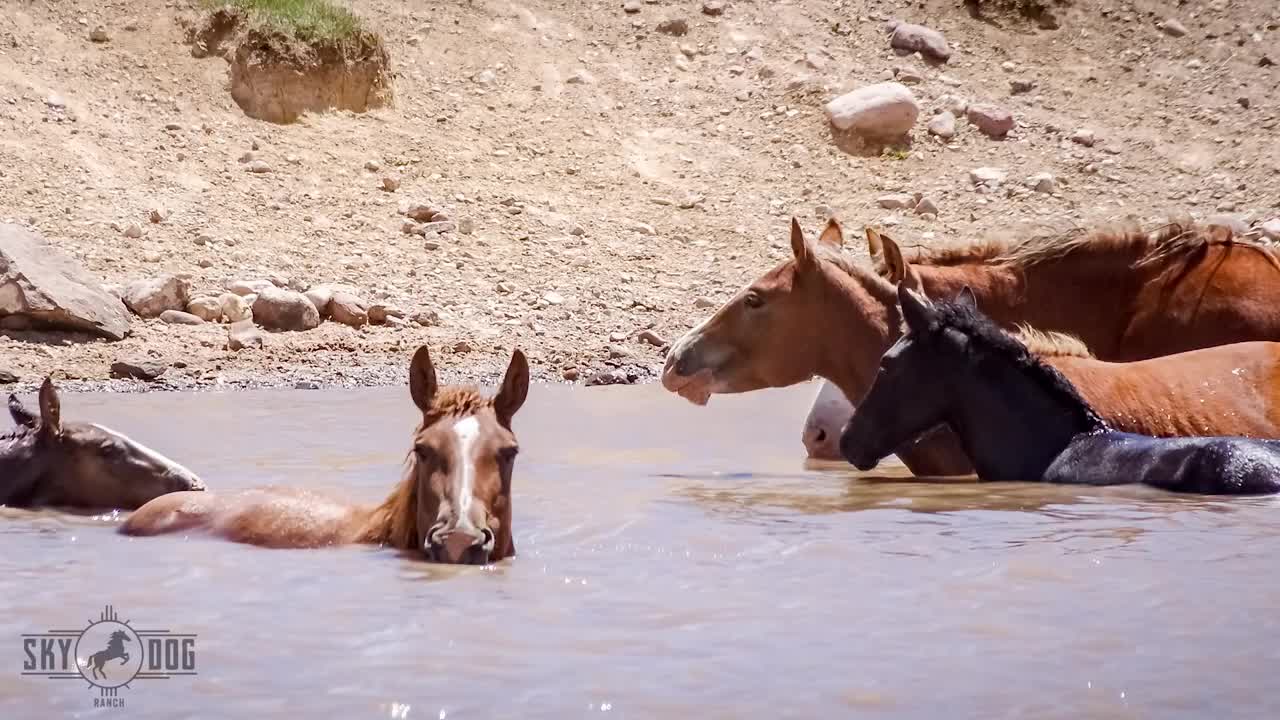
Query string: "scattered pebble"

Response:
xmin=89 ymin=26 xmax=110 ymax=43
xmin=1159 ymin=19 xmax=1188 ymax=38
xmin=825 ymin=82 xmax=919 ymax=139
xmin=638 ymin=330 xmax=667 ymax=346
xmin=382 ymin=177 xmax=401 ymax=192
xmin=586 ymin=369 xmax=632 ymax=386
xmin=623 ymin=1 xmax=641 ymax=14
xmin=122 ymin=223 xmax=143 ymax=239
xmin=159 ymin=309 xmax=204 ymax=326
xmin=694 ymin=296 xmax=716 ymax=308
xmin=926 ymin=111 xmax=956 ymax=139
xmin=966 ymin=104 xmax=1014 ymax=138
xmin=889 ymin=23 xmax=951 ymax=63
xmin=702 ymin=1 xmax=725 ymax=16
xmin=969 ymin=167 xmax=1008 ymax=187
xmin=245 ymin=160 xmax=272 ymax=174
xmin=657 ymin=18 xmax=689 ymax=36
xmin=1026 ymin=172 xmax=1058 ymax=194
xmin=1071 ymin=128 xmax=1097 ymax=147
xmin=877 ymin=193 xmax=917 ymax=210
xmin=914 ymin=197 xmax=939 ymax=216
xmin=1010 ymin=78 xmax=1035 ymax=95
xmin=110 ymin=360 xmax=166 ymax=382
xmin=227 ymin=320 xmax=263 ymax=351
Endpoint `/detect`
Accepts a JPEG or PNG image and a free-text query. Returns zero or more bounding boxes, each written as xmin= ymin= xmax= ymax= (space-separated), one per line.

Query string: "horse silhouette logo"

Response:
xmin=23 ymin=605 xmax=196 ymax=707
xmin=74 ymin=608 xmax=143 ymax=690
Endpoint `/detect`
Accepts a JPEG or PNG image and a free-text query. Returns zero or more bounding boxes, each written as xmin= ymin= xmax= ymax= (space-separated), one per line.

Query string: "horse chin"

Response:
xmin=663 ymin=368 xmax=716 ymax=406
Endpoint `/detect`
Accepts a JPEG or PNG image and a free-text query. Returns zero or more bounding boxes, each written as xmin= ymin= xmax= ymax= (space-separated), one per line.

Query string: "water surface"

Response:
xmin=3 ymin=382 xmax=1278 ymax=719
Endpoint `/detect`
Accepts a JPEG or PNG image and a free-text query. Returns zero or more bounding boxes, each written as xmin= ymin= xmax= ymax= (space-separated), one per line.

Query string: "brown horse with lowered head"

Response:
xmin=662 ymin=218 xmax=1280 ymax=476
xmin=4 ymin=379 xmax=204 ymax=509
xmin=121 ymin=345 xmax=529 ymax=565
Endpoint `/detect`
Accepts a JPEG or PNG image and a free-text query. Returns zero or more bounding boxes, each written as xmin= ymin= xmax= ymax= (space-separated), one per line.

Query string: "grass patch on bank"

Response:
xmin=203 ymin=0 xmax=364 ymax=42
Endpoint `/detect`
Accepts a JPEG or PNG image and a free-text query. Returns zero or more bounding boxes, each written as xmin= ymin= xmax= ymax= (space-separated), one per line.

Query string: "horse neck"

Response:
xmin=945 ymin=357 xmax=1094 ymax=482
xmin=0 ymin=436 xmax=44 ymax=506
xmin=353 ymin=474 xmax=422 ymax=549
xmin=815 ymin=266 xmax=898 ymax=404
xmin=916 ymin=257 xmax=1143 ymax=359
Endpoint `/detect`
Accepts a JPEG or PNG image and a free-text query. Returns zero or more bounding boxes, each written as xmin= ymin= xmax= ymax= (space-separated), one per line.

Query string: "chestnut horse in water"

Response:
xmin=840 ymin=285 xmax=1280 ymax=495
xmin=804 ymin=219 xmax=1280 ymax=458
xmin=4 ymin=379 xmax=204 ymax=509
xmin=662 ymin=218 xmax=1280 ymax=476
xmin=122 ymin=345 xmax=529 ymax=565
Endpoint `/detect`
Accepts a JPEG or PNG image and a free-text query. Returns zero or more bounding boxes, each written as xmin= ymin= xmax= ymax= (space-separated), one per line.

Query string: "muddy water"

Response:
xmin=3 ymin=382 xmax=1279 ymax=719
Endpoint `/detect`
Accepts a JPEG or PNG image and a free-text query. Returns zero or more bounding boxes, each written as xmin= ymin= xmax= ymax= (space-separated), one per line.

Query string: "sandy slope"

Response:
xmin=0 ymin=0 xmax=1277 ymax=391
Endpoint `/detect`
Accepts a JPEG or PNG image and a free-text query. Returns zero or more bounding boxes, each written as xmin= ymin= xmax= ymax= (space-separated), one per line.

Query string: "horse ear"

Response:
xmin=37 ymin=378 xmax=61 ymax=438
xmin=8 ymin=394 xmax=36 ymax=429
xmin=494 ymin=349 xmax=530 ymax=428
xmin=898 ymin=283 xmax=935 ymax=332
xmin=954 ymin=286 xmax=979 ymax=312
xmin=408 ymin=345 xmax=438 ymax=415
xmin=865 ymin=227 xmax=885 ymax=259
xmin=789 ymin=217 xmax=814 ymax=268
xmin=817 ymin=218 xmax=844 ymax=248
xmin=880 ymin=233 xmax=923 ymax=291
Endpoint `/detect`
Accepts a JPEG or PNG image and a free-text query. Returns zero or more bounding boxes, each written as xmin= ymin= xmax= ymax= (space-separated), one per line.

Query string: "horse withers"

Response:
xmin=121 ymin=344 xmax=530 ymax=565
xmin=839 ymin=285 xmax=1280 ymax=495
xmin=3 ymin=379 xmax=204 ymax=510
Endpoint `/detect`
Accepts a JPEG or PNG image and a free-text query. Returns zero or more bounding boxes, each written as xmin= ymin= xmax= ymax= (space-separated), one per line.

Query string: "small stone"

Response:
xmin=937 ymin=94 xmax=967 ymax=115
xmin=304 ymin=286 xmax=334 ymax=317
xmin=0 ymin=371 xmax=17 ymax=384
xmin=562 ymin=368 xmax=580 ymax=381
xmin=453 ymin=341 xmax=473 ymax=354
xmin=1026 ymin=172 xmax=1057 ymax=194
xmin=1010 ymin=78 xmax=1035 ymax=95
xmin=329 ymin=292 xmax=369 ymax=328
xmin=404 ymin=203 xmax=440 ymax=222
xmin=1071 ymin=128 xmax=1096 ymax=147
xmin=1258 ymin=219 xmax=1280 ymax=242
xmin=295 ymin=381 xmax=320 ymax=390
xmin=966 ymin=104 xmax=1014 ymax=138
xmin=542 ymin=291 xmax=565 ymax=305
xmin=969 ymin=167 xmax=1008 ymax=187
xmin=413 ymin=309 xmax=442 ymax=327
xmin=245 ymin=160 xmax=272 ymax=174
xmin=877 ymin=193 xmax=917 ymax=210
xmin=627 ymin=220 xmax=656 ymax=235
xmin=694 ymin=296 xmax=716 ymax=308
xmin=895 ymin=69 xmax=924 ymax=84
xmin=110 ymin=360 xmax=166 ymax=381
xmin=421 ymin=220 xmax=456 ymax=235
xmin=638 ymin=329 xmax=667 ymax=346
xmin=657 ymin=18 xmax=689 ymax=36
xmin=586 ymin=369 xmax=631 ymax=386
xmin=825 ymin=82 xmax=919 ymax=139
xmin=220 ymin=293 xmax=253 ymax=323
xmin=44 ymin=93 xmax=66 ymax=109
xmin=623 ymin=0 xmax=641 ymax=13
xmin=458 ymin=217 xmax=475 ymax=234
xmin=364 ymin=159 xmax=381 ymax=172
xmin=1159 ymin=19 xmax=1188 ymax=37
xmin=401 ymin=220 xmax=424 ymax=236
xmin=123 ymin=223 xmax=143 ymax=239
xmin=252 ymin=286 xmax=320 ymax=331
xmin=1238 ymin=97 xmax=1251 ymax=109
xmin=164 ymin=122 xmax=183 ymax=131
xmin=914 ymin=197 xmax=939 ymax=216
xmin=194 ymin=234 xmax=213 ymax=246
xmin=566 ymin=69 xmax=596 ymax=85
xmin=382 ymin=176 xmax=401 ymax=192
xmin=475 ymin=69 xmax=496 ymax=85
xmin=159 ymin=309 xmax=204 ymax=326
xmin=123 ymin=275 xmax=190 ymax=318
xmin=927 ymin=111 xmax=956 ymax=139
xmin=227 ymin=320 xmax=263 ymax=351
xmin=702 ymin=1 xmax=725 ymax=16
xmin=89 ymin=26 xmax=110 ymax=43
xmin=368 ymin=305 xmax=402 ymax=325
xmin=889 ymin=23 xmax=951 ymax=63
xmin=186 ymin=296 xmax=223 ymax=322
xmin=608 ymin=345 xmax=633 ymax=359
xmin=149 ymin=207 xmax=168 ymax=224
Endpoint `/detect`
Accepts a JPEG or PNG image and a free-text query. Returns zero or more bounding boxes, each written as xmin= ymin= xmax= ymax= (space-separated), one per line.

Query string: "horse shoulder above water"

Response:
xmin=839 ymin=284 xmax=1280 ymax=495
xmin=121 ymin=345 xmax=530 ymax=566
xmin=3 ymin=379 xmax=204 ymax=510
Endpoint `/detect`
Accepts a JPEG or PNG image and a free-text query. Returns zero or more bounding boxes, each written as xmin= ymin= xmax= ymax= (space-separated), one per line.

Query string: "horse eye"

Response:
xmin=743 ymin=292 xmax=764 ymax=309
xmin=414 ymin=444 xmax=436 ymax=461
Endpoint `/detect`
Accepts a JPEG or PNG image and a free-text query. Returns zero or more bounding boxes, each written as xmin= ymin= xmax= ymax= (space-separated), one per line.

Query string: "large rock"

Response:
xmin=123 ymin=275 xmax=190 ymax=319
xmin=227 ymin=319 xmax=263 ymax=350
xmin=329 ymin=292 xmax=368 ymax=328
xmin=252 ymin=286 xmax=320 ymax=331
xmin=186 ymin=296 xmax=224 ymax=322
xmin=825 ymin=82 xmax=919 ymax=139
xmin=220 ymin=293 xmax=253 ymax=323
xmin=890 ymin=23 xmax=952 ymax=63
xmin=0 ymin=223 xmax=131 ymax=340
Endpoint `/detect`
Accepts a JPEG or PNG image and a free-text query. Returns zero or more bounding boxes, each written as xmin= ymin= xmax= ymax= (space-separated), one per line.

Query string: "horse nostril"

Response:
xmin=814 ymin=429 xmax=827 ymax=443
xmin=480 ymin=528 xmax=495 ymax=547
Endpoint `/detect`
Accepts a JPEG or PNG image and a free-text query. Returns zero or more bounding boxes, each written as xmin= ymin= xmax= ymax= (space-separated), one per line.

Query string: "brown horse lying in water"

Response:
xmin=122 ymin=345 xmax=529 ymax=565
xmin=663 ymin=218 xmax=1280 ymax=476
xmin=4 ymin=379 xmax=204 ymax=509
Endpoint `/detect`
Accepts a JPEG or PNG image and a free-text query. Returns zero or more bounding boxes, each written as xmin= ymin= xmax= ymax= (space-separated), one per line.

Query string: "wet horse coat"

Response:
xmin=839 ymin=286 xmax=1280 ymax=495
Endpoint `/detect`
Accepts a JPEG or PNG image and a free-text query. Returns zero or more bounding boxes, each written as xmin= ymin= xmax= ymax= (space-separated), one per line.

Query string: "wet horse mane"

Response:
xmin=358 ymin=387 xmax=495 ymax=550
xmin=883 ymin=217 xmax=1279 ymax=274
xmin=923 ymin=297 xmax=1108 ymax=433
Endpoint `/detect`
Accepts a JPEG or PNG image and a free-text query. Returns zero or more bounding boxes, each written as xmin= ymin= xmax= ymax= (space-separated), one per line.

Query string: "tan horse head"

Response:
xmin=4 ymin=379 xmax=205 ymax=509
xmin=389 ymin=346 xmax=530 ymax=565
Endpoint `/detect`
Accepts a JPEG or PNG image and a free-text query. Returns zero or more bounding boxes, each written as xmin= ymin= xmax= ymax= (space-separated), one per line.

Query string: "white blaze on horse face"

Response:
xmin=90 ymin=424 xmax=203 ymax=487
xmin=450 ymin=416 xmax=481 ymax=528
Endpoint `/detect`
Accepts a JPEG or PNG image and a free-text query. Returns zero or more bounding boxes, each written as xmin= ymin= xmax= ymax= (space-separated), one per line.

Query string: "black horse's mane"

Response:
xmin=924 ymin=298 xmax=1109 ymax=433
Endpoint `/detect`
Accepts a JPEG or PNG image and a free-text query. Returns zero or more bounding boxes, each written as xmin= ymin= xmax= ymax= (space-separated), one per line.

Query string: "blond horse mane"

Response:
xmin=883 ymin=216 xmax=1279 ymax=273
xmin=359 ymin=387 xmax=496 ymax=549
xmin=1012 ymin=325 xmax=1093 ymax=358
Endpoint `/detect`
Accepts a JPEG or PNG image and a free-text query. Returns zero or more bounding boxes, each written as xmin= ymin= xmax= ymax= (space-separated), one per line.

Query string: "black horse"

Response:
xmin=839 ymin=283 xmax=1280 ymax=495
xmin=87 ymin=630 xmax=132 ymax=680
